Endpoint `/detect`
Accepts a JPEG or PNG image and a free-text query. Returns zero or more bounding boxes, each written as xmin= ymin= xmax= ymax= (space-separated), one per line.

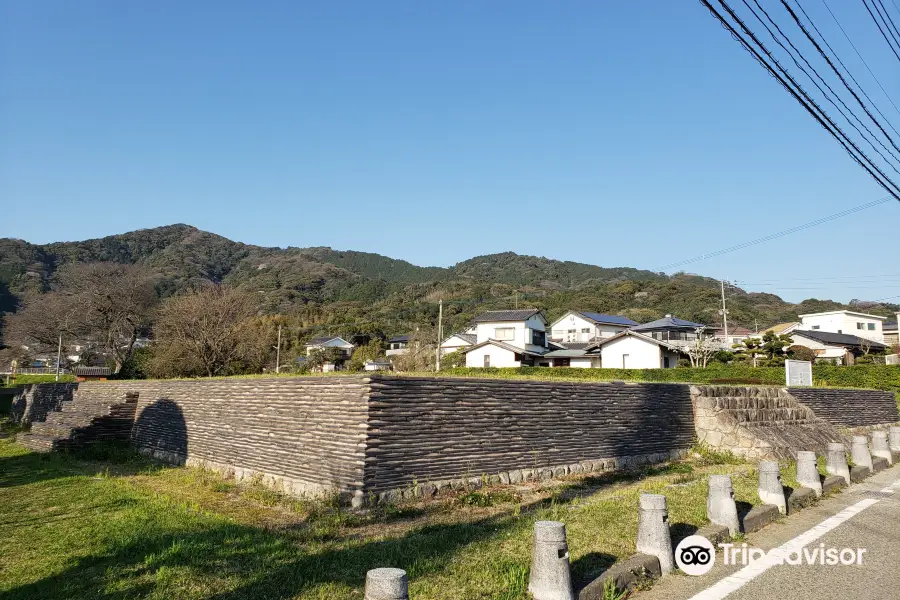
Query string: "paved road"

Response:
xmin=637 ymin=463 xmax=900 ymax=600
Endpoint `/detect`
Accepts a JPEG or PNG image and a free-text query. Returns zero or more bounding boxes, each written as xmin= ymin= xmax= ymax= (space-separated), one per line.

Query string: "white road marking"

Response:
xmin=687 ymin=474 xmax=900 ymax=600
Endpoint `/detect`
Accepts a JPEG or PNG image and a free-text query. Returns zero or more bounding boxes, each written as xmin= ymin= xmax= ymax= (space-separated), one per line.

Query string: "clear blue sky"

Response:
xmin=2 ymin=1 xmax=899 ymax=303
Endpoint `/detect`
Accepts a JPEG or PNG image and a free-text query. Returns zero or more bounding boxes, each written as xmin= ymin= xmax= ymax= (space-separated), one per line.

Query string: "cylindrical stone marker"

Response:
xmin=757 ymin=460 xmax=787 ymax=514
xmin=851 ymin=435 xmax=873 ymax=471
xmin=795 ymin=451 xmax=822 ymax=497
xmin=890 ymin=427 xmax=900 ymax=452
xmin=528 ymin=521 xmax=575 ymax=600
xmin=365 ymin=568 xmax=409 ymax=600
xmin=826 ymin=443 xmax=851 ymax=486
xmin=871 ymin=431 xmax=893 ymax=465
xmin=636 ymin=493 xmax=674 ymax=575
xmin=707 ymin=475 xmax=740 ymax=535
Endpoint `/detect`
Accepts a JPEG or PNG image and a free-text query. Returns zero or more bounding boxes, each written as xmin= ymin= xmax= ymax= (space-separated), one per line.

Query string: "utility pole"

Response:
xmin=435 ymin=299 xmax=443 ymax=371
xmin=275 ymin=324 xmax=282 ymax=374
xmin=720 ymin=279 xmax=729 ymax=343
xmin=55 ymin=334 xmax=62 ymax=382
xmin=514 ymin=292 xmax=518 ymax=309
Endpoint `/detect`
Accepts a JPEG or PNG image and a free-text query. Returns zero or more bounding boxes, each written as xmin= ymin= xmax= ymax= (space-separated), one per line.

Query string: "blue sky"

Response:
xmin=1 ymin=1 xmax=898 ymax=304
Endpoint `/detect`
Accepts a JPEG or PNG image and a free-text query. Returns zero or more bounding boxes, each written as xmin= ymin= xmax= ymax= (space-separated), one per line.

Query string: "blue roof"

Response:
xmin=632 ymin=315 xmax=706 ymax=331
xmin=579 ymin=312 xmax=639 ymax=326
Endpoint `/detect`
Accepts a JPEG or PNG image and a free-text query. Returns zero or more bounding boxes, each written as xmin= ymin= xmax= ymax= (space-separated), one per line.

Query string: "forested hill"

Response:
xmin=1 ymin=224 xmax=896 ymax=339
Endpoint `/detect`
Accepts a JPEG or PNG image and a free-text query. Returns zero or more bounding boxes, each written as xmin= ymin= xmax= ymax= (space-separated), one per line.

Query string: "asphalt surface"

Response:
xmin=636 ymin=463 xmax=900 ymax=600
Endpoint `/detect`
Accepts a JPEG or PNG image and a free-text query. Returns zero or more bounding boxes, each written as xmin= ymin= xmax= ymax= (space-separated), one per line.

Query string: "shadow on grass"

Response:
xmin=0 ymin=441 xmax=159 ymax=489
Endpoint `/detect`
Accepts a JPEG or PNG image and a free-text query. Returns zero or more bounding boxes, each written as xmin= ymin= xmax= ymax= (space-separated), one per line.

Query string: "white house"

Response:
xmin=586 ymin=330 xmax=683 ymax=369
xmin=386 ymin=335 xmax=410 ymax=357
xmin=797 ymin=310 xmax=886 ymax=343
xmin=463 ymin=309 xmax=550 ymax=367
xmin=548 ymin=311 xmax=638 ymax=343
xmin=789 ymin=329 xmax=888 ymax=365
xmin=440 ymin=332 xmax=476 ymax=355
xmin=305 ymin=336 xmax=354 ymax=358
xmin=885 ymin=313 xmax=899 ymax=346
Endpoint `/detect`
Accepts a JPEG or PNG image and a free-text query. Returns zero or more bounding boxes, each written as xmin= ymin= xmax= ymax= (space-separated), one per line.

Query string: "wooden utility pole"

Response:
xmin=435 ymin=299 xmax=443 ymax=371
xmin=55 ymin=334 xmax=62 ymax=382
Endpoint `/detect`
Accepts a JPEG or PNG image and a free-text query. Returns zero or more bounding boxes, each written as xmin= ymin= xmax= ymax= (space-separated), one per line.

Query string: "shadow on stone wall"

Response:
xmin=10 ymin=383 xmax=77 ymax=425
xmin=131 ymin=398 xmax=188 ymax=463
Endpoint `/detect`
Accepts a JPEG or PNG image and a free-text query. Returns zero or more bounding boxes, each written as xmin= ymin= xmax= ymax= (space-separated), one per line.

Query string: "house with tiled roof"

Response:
xmin=548 ymin=310 xmax=639 ymax=344
xmin=462 ymin=309 xmax=551 ymax=367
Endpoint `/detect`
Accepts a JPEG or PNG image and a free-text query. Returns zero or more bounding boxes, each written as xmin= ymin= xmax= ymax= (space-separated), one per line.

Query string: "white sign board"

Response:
xmin=785 ymin=360 xmax=813 ymax=387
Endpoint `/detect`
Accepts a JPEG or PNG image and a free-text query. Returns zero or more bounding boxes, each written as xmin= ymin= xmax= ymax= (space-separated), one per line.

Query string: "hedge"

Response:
xmin=441 ymin=364 xmax=900 ymax=393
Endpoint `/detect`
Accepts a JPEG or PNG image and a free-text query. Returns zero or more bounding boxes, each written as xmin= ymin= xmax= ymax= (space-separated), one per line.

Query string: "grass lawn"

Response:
xmin=0 ymin=428 xmax=802 ymax=600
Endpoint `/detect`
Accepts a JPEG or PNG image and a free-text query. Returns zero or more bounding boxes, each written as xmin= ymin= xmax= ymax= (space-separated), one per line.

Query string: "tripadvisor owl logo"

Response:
xmin=675 ymin=535 xmax=716 ymax=576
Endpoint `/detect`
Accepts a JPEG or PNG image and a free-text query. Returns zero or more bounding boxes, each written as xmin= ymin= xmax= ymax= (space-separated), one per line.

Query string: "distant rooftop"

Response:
xmin=631 ymin=315 xmax=706 ymax=331
xmin=792 ymin=329 xmax=887 ymax=348
xmin=577 ymin=311 xmax=639 ymax=327
xmin=474 ymin=309 xmax=544 ymax=323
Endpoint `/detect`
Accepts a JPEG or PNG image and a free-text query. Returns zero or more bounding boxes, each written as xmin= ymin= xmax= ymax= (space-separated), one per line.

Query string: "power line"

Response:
xmin=862 ymin=0 xmax=900 ymax=62
xmin=873 ymin=0 xmax=900 ymax=50
xmin=821 ymin=0 xmax=900 ymax=122
xmin=699 ymin=0 xmax=900 ymax=201
xmin=780 ymin=0 xmax=900 ymax=159
xmin=744 ymin=0 xmax=900 ymax=171
xmin=657 ymin=195 xmax=892 ymax=270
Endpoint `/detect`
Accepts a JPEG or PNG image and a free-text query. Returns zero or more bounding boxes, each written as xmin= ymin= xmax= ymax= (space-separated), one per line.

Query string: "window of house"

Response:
xmin=857 ymin=323 xmax=864 ymax=330
xmin=531 ymin=329 xmax=546 ymax=347
xmin=581 ymin=328 xmax=591 ymax=333
xmin=812 ymin=325 xmax=820 ymax=330
xmin=568 ymin=329 xmax=576 ymax=334
xmin=483 ymin=355 xmax=490 ymax=368
xmin=494 ymin=327 xmax=515 ymax=340
xmin=622 ymin=354 xmax=629 ymax=368
xmin=867 ymin=323 xmax=875 ymax=330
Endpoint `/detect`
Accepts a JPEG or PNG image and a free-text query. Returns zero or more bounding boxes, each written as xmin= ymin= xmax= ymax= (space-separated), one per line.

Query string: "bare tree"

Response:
xmin=2 ymin=293 xmax=83 ymax=370
xmin=150 ymin=285 xmax=262 ymax=377
xmin=684 ymin=327 xmax=720 ymax=368
xmin=57 ymin=263 xmax=158 ymax=373
xmin=390 ymin=326 xmax=437 ymax=372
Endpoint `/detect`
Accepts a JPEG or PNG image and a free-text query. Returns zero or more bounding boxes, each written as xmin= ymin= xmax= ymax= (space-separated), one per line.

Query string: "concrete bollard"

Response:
xmin=707 ymin=475 xmax=740 ymax=535
xmin=636 ymin=493 xmax=674 ymax=575
xmin=365 ymin=568 xmax=409 ymax=600
xmin=851 ymin=436 xmax=873 ymax=471
xmin=890 ymin=427 xmax=900 ymax=452
xmin=795 ymin=451 xmax=822 ymax=497
xmin=872 ymin=431 xmax=893 ymax=465
xmin=757 ymin=460 xmax=787 ymax=514
xmin=528 ymin=521 xmax=575 ymax=600
xmin=826 ymin=443 xmax=851 ymax=486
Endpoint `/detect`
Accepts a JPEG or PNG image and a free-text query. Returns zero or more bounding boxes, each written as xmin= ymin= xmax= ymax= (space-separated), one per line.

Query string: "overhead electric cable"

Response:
xmin=862 ymin=0 xmax=900 ymax=62
xmin=657 ymin=195 xmax=892 ymax=271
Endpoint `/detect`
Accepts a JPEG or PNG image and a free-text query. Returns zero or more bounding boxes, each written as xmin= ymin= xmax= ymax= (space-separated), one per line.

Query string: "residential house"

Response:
xmin=789 ymin=330 xmax=888 ymax=365
xmin=548 ymin=311 xmax=639 ymax=344
xmin=884 ymin=313 xmax=899 ymax=347
xmin=755 ymin=322 xmax=800 ymax=338
xmin=797 ymin=310 xmax=887 ymax=343
xmin=305 ymin=336 xmax=355 ymax=358
xmin=585 ymin=330 xmax=683 ymax=369
xmin=462 ymin=309 xmax=550 ymax=367
xmin=542 ymin=342 xmax=600 ymax=368
xmin=630 ymin=315 xmax=707 ymax=342
xmin=709 ymin=326 xmax=754 ymax=347
xmin=440 ymin=332 xmax=476 ymax=355
xmin=386 ymin=335 xmax=410 ymax=356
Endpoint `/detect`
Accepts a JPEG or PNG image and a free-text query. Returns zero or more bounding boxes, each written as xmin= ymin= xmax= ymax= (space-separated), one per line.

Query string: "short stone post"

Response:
xmin=637 ymin=493 xmax=674 ymax=575
xmin=528 ymin=521 xmax=575 ymax=600
xmin=826 ymin=443 xmax=850 ymax=485
xmin=890 ymin=427 xmax=900 ymax=452
xmin=707 ymin=475 xmax=740 ymax=535
xmin=871 ymin=431 xmax=893 ymax=465
xmin=365 ymin=568 xmax=409 ymax=600
xmin=757 ymin=460 xmax=787 ymax=514
xmin=795 ymin=451 xmax=822 ymax=497
xmin=851 ymin=436 xmax=873 ymax=471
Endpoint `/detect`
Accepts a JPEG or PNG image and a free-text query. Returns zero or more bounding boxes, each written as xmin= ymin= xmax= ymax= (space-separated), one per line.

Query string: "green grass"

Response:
xmin=0 ymin=439 xmax=810 ymax=600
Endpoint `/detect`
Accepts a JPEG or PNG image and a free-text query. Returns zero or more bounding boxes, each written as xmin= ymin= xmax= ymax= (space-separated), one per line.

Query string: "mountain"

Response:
xmin=1 ymin=224 xmax=896 ymax=340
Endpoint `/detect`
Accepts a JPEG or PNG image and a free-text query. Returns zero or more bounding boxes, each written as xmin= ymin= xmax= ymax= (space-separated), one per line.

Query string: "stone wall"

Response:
xmin=81 ymin=378 xmax=371 ymax=498
xmin=364 ymin=377 xmax=696 ymax=498
xmin=692 ymin=385 xmax=843 ymax=460
xmin=9 ymin=383 xmax=77 ymax=425
xmin=788 ymin=388 xmax=899 ymax=428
